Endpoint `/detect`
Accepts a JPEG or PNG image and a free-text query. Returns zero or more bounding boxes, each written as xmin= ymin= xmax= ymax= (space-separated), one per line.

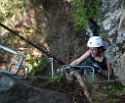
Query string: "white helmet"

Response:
xmin=87 ymin=36 xmax=104 ymax=47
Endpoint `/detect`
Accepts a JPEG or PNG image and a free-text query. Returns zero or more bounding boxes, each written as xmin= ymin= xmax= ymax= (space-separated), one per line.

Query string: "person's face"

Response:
xmin=89 ymin=47 xmax=99 ymax=57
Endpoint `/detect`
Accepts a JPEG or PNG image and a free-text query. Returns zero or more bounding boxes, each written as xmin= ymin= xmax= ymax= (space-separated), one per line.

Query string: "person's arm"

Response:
xmin=101 ymin=60 xmax=113 ymax=77
xmin=63 ymin=50 xmax=90 ymax=70
xmin=69 ymin=50 xmax=91 ymax=66
xmin=106 ymin=60 xmax=113 ymax=76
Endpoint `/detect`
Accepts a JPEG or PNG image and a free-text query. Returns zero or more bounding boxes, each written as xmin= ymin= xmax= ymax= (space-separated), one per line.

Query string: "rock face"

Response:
xmin=0 ymin=74 xmax=72 ymax=103
xmin=101 ymin=0 xmax=125 ymax=85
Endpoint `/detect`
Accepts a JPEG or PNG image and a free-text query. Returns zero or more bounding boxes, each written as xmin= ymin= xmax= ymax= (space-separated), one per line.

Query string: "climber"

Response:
xmin=64 ymin=36 xmax=113 ymax=78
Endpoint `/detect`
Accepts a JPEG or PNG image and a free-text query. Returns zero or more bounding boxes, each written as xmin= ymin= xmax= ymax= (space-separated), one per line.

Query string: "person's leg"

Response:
xmin=100 ymin=70 xmax=109 ymax=77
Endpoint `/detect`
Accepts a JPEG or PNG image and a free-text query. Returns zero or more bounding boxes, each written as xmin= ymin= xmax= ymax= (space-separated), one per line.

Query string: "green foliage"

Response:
xmin=119 ymin=4 xmax=124 ymax=11
xmin=101 ymin=33 xmax=109 ymax=39
xmin=0 ymin=0 xmax=27 ymax=21
xmin=101 ymin=82 xmax=125 ymax=96
xmin=26 ymin=55 xmax=50 ymax=77
xmin=72 ymin=0 xmax=102 ymax=30
xmin=50 ymin=72 xmax=63 ymax=83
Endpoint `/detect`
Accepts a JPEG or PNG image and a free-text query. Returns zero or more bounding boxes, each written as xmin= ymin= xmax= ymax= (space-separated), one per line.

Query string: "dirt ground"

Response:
xmin=32 ymin=78 xmax=90 ymax=103
xmin=31 ymin=76 xmax=125 ymax=103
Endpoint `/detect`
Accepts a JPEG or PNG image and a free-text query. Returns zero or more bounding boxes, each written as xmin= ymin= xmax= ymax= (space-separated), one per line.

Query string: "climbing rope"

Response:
xmin=0 ymin=22 xmax=65 ymax=65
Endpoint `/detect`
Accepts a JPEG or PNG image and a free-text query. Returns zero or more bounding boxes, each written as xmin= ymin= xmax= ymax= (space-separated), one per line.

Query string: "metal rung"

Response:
xmin=8 ymin=62 xmax=29 ymax=79
xmin=61 ymin=64 xmax=110 ymax=82
xmin=61 ymin=65 xmax=95 ymax=82
xmin=0 ymin=44 xmax=29 ymax=79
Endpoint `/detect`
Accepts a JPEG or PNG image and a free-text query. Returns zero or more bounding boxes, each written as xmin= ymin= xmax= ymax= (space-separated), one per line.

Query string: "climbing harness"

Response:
xmin=0 ymin=45 xmax=29 ymax=79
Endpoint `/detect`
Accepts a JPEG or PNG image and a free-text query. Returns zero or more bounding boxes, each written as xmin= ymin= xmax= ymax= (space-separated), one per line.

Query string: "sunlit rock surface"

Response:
xmin=101 ymin=0 xmax=125 ymax=85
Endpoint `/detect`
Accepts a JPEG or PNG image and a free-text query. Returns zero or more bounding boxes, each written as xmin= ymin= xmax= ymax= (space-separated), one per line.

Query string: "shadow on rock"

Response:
xmin=0 ymin=73 xmax=72 ymax=103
